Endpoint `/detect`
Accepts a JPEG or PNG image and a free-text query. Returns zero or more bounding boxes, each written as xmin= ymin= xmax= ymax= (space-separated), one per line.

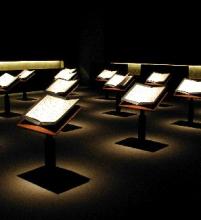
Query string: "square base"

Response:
xmin=104 ymin=111 xmax=135 ymax=117
xmin=116 ymin=137 xmax=168 ymax=152
xmin=173 ymin=120 xmax=201 ymax=129
xmin=18 ymin=166 xmax=90 ymax=194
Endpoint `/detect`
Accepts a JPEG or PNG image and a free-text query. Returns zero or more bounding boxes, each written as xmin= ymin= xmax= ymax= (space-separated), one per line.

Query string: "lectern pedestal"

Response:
xmin=0 ymin=80 xmax=21 ymax=117
xmin=103 ymin=76 xmax=135 ymax=117
xmin=116 ymin=93 xmax=168 ymax=152
xmin=174 ymin=93 xmax=201 ymax=129
xmin=17 ymin=105 xmax=89 ymax=194
xmin=17 ymin=73 xmax=36 ymax=101
xmin=95 ymin=78 xmax=110 ymax=99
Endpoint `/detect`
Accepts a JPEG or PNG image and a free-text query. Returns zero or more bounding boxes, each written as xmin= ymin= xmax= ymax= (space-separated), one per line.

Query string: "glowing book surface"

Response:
xmin=176 ymin=78 xmax=201 ymax=94
xmin=146 ymin=72 xmax=170 ymax=83
xmin=46 ymin=79 xmax=77 ymax=94
xmin=105 ymin=73 xmax=133 ymax=87
xmin=122 ymin=83 xmax=165 ymax=105
xmin=120 ymin=75 xmax=133 ymax=87
xmin=97 ymin=70 xmax=117 ymax=79
xmin=25 ymin=95 xmax=79 ymax=125
xmin=105 ymin=74 xmax=126 ymax=87
xmin=18 ymin=70 xmax=35 ymax=79
xmin=55 ymin=68 xmax=77 ymax=81
xmin=0 ymin=73 xmax=18 ymax=88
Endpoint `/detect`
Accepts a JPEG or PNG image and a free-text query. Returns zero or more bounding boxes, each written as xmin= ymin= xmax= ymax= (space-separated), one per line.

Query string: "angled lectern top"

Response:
xmin=0 ymin=72 xmax=22 ymax=117
xmin=116 ymin=83 xmax=168 ymax=152
xmin=102 ymin=73 xmax=135 ymax=116
xmin=46 ymin=78 xmax=79 ymax=98
xmin=173 ymin=78 xmax=201 ymax=128
xmin=17 ymin=94 xmax=89 ymax=194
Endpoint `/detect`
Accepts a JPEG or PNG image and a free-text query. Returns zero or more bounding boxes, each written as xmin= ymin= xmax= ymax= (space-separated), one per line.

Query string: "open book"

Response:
xmin=122 ymin=83 xmax=165 ymax=105
xmin=146 ymin=72 xmax=170 ymax=84
xmin=0 ymin=73 xmax=18 ymax=88
xmin=105 ymin=73 xmax=133 ymax=87
xmin=18 ymin=70 xmax=35 ymax=80
xmin=24 ymin=95 xmax=79 ymax=125
xmin=54 ymin=68 xmax=77 ymax=81
xmin=176 ymin=78 xmax=201 ymax=94
xmin=46 ymin=79 xmax=78 ymax=94
xmin=97 ymin=70 xmax=117 ymax=80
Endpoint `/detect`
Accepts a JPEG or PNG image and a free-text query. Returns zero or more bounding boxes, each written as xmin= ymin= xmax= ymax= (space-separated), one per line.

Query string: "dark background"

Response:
xmin=1 ymin=4 xmax=200 ymax=64
xmin=0 ymin=4 xmax=200 ymax=82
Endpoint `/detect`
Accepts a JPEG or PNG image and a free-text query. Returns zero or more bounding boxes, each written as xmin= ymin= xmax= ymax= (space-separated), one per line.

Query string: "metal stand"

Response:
xmin=115 ymin=92 xmax=121 ymax=113
xmin=105 ymin=90 xmax=109 ymax=99
xmin=187 ymin=98 xmax=194 ymax=124
xmin=138 ymin=110 xmax=146 ymax=142
xmin=44 ymin=135 xmax=56 ymax=169
xmin=4 ymin=93 xmax=10 ymax=115
xmin=22 ymin=90 xmax=28 ymax=100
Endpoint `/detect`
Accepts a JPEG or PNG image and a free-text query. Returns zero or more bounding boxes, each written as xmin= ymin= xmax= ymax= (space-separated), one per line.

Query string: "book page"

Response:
xmin=0 ymin=73 xmax=18 ymax=87
xmin=55 ymin=68 xmax=77 ymax=81
xmin=18 ymin=70 xmax=35 ymax=79
xmin=25 ymin=95 xmax=79 ymax=125
xmin=120 ymin=75 xmax=133 ymax=87
xmin=105 ymin=74 xmax=125 ymax=87
xmin=46 ymin=79 xmax=77 ymax=94
xmin=97 ymin=70 xmax=117 ymax=79
xmin=146 ymin=72 xmax=170 ymax=83
xmin=176 ymin=78 xmax=201 ymax=94
xmin=122 ymin=83 xmax=165 ymax=105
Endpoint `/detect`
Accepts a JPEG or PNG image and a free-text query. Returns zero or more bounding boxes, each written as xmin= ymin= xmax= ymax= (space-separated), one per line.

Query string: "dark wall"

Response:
xmin=0 ymin=4 xmax=78 ymax=65
xmin=105 ymin=4 xmax=201 ymax=65
xmin=0 ymin=4 xmax=79 ymax=91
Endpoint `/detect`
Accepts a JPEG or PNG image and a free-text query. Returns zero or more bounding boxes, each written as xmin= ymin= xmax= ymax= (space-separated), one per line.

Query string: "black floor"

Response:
xmin=0 ymin=89 xmax=201 ymax=219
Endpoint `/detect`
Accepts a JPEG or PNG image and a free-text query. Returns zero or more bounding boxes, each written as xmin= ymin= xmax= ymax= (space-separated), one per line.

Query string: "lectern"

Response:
xmin=17 ymin=70 xmax=36 ymax=101
xmin=96 ymin=70 xmax=117 ymax=99
xmin=17 ymin=98 xmax=89 ymax=193
xmin=174 ymin=93 xmax=201 ymax=128
xmin=116 ymin=83 xmax=168 ymax=151
xmin=0 ymin=78 xmax=21 ymax=117
xmin=46 ymin=79 xmax=79 ymax=98
xmin=174 ymin=78 xmax=201 ymax=128
xmin=103 ymin=74 xmax=135 ymax=116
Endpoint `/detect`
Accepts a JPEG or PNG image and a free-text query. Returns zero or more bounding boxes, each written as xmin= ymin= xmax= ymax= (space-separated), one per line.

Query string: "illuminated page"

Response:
xmin=25 ymin=95 xmax=79 ymax=125
xmin=55 ymin=68 xmax=77 ymax=80
xmin=122 ymin=83 xmax=165 ymax=105
xmin=120 ymin=74 xmax=133 ymax=86
xmin=0 ymin=73 xmax=18 ymax=87
xmin=18 ymin=70 xmax=35 ymax=79
xmin=105 ymin=74 xmax=125 ymax=87
xmin=146 ymin=72 xmax=170 ymax=83
xmin=176 ymin=78 xmax=201 ymax=94
xmin=97 ymin=70 xmax=117 ymax=79
xmin=46 ymin=79 xmax=77 ymax=94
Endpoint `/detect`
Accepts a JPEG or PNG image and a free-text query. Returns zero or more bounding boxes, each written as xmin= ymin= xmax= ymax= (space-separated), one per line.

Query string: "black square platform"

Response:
xmin=18 ymin=166 xmax=90 ymax=194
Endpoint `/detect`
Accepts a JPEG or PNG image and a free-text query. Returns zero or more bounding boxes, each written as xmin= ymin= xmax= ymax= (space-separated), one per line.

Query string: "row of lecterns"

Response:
xmin=0 ymin=67 xmax=201 ymax=193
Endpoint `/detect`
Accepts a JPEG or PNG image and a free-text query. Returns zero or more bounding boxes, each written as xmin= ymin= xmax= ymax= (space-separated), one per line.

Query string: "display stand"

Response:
xmin=103 ymin=76 xmax=135 ymax=117
xmin=95 ymin=78 xmax=110 ymax=99
xmin=17 ymin=72 xmax=36 ymax=101
xmin=173 ymin=93 xmax=201 ymax=129
xmin=145 ymin=75 xmax=172 ymax=108
xmin=47 ymin=80 xmax=79 ymax=98
xmin=116 ymin=92 xmax=168 ymax=152
xmin=17 ymin=105 xmax=89 ymax=194
xmin=0 ymin=79 xmax=21 ymax=117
